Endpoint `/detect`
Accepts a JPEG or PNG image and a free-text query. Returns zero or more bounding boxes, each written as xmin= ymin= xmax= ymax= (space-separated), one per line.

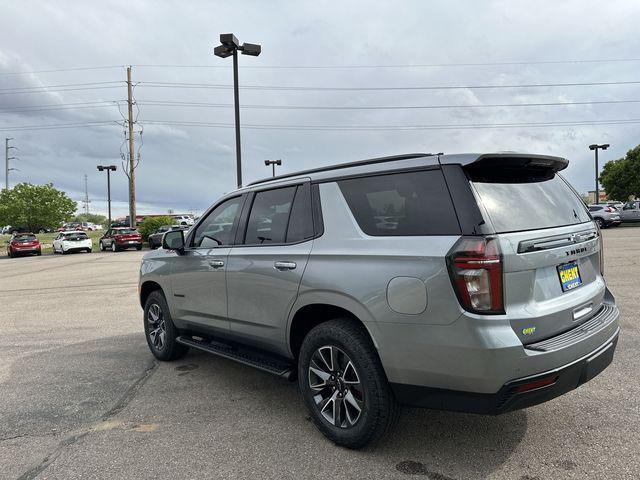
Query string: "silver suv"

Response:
xmin=139 ymin=153 xmax=619 ymax=448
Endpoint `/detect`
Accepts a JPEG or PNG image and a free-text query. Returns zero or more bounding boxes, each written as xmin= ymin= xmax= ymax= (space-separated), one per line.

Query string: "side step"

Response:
xmin=176 ymin=335 xmax=295 ymax=380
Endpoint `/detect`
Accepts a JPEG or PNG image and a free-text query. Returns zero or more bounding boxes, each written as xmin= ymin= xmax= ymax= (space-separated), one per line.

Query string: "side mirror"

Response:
xmin=162 ymin=230 xmax=185 ymax=253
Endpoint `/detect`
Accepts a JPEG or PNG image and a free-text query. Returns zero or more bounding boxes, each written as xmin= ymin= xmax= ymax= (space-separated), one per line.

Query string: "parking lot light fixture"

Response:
xmin=264 ymin=159 xmax=282 ymax=177
xmin=214 ymin=33 xmax=261 ymax=188
xmin=97 ymin=165 xmax=117 ymax=228
xmin=589 ymin=144 xmax=610 ymax=204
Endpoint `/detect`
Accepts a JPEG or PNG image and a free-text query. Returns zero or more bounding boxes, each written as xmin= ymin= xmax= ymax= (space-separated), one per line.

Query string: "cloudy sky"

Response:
xmin=1 ymin=0 xmax=639 ymax=217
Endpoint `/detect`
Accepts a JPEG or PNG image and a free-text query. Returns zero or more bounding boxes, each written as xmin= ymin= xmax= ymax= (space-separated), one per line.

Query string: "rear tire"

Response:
xmin=136 ymin=245 xmax=142 ymax=251
xmin=298 ymin=319 xmax=398 ymax=449
xmin=143 ymin=290 xmax=189 ymax=361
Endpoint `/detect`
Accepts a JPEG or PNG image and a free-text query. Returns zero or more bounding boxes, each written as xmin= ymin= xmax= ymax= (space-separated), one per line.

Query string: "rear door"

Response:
xmin=226 ymin=182 xmax=314 ymax=353
xmin=466 ymin=163 xmax=602 ymax=344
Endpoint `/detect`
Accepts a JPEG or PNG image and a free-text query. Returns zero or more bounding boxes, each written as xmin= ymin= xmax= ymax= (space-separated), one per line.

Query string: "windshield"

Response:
xmin=14 ymin=235 xmax=36 ymax=242
xmin=470 ymin=170 xmax=591 ymax=233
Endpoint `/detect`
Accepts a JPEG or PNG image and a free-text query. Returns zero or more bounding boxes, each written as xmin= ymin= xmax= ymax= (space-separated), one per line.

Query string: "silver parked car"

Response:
xmin=139 ymin=153 xmax=619 ymax=448
xmin=620 ymin=200 xmax=640 ymax=222
xmin=588 ymin=204 xmax=621 ymax=228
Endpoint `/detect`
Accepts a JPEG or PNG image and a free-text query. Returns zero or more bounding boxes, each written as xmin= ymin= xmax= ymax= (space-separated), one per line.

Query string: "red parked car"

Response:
xmin=99 ymin=227 xmax=142 ymax=252
xmin=6 ymin=233 xmax=42 ymax=257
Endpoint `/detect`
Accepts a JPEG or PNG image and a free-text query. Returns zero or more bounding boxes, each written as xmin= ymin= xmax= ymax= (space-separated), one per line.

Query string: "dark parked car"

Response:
xmin=6 ymin=233 xmax=41 ymax=257
xmin=99 ymin=227 xmax=142 ymax=252
xmin=148 ymin=225 xmax=187 ymax=249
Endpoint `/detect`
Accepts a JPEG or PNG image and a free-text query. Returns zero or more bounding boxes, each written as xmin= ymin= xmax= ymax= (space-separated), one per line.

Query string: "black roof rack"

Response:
xmin=247 ymin=153 xmax=433 ymax=186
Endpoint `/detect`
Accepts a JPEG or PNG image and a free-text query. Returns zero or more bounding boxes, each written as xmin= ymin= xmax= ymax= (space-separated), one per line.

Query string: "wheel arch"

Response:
xmin=139 ymin=280 xmax=164 ymax=309
xmin=287 ymin=296 xmax=379 ymax=359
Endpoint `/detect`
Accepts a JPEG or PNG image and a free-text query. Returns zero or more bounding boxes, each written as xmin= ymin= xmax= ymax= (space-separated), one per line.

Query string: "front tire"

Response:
xmin=99 ymin=241 xmax=105 ymax=252
xmin=298 ymin=319 xmax=398 ymax=449
xmin=111 ymin=242 xmax=118 ymax=252
xmin=143 ymin=290 xmax=189 ymax=361
xmin=595 ymin=218 xmax=604 ymax=229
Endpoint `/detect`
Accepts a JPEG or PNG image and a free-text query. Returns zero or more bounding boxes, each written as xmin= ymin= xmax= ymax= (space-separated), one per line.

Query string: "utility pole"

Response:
xmin=5 ymin=138 xmax=18 ymax=190
xmin=127 ymin=66 xmax=136 ymax=228
xmin=83 ymin=174 xmax=91 ymax=215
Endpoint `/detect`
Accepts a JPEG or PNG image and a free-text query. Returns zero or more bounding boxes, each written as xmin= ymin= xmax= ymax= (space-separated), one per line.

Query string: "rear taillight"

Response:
xmin=599 ymin=229 xmax=604 ymax=276
xmin=447 ymin=236 xmax=504 ymax=314
xmin=604 ymin=206 xmax=613 ymax=212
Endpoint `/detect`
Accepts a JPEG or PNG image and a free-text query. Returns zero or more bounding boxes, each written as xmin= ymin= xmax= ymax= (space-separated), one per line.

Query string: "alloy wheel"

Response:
xmin=308 ymin=345 xmax=365 ymax=428
xmin=147 ymin=303 xmax=166 ymax=351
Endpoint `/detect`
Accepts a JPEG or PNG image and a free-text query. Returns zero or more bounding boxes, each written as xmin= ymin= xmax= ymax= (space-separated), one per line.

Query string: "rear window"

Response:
xmin=115 ymin=228 xmax=137 ymax=234
xmin=65 ymin=233 xmax=88 ymax=240
xmin=338 ymin=169 xmax=461 ymax=236
xmin=14 ymin=235 xmax=36 ymax=242
xmin=469 ymin=169 xmax=590 ymax=233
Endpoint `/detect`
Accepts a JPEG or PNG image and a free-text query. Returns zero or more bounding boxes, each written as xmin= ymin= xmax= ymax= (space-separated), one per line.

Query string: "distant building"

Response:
xmin=586 ymin=190 xmax=607 ymax=204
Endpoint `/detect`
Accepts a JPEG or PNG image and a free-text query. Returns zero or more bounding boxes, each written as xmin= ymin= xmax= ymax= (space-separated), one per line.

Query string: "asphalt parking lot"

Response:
xmin=1 ymin=228 xmax=638 ymax=480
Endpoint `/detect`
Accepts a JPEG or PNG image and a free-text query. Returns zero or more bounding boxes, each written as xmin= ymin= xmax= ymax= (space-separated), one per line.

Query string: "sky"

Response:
xmin=1 ymin=0 xmax=639 ymax=217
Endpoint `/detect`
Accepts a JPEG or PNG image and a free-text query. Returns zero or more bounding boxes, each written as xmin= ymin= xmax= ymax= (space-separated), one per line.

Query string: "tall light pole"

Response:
xmin=589 ymin=143 xmax=610 ymax=204
xmin=214 ymin=33 xmax=261 ymax=188
xmin=97 ymin=165 xmax=117 ymax=228
xmin=264 ymin=159 xmax=282 ymax=177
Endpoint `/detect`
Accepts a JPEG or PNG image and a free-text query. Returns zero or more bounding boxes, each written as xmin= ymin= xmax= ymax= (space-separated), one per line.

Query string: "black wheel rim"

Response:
xmin=308 ymin=345 xmax=365 ymax=428
xmin=147 ymin=303 xmax=166 ymax=351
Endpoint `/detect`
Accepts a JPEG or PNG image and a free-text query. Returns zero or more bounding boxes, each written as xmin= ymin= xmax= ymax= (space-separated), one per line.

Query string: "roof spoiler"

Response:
xmin=467 ymin=154 xmax=569 ymax=172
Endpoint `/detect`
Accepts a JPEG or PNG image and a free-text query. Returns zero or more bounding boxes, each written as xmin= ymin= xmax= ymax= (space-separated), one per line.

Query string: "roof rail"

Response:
xmin=247 ymin=153 xmax=433 ymax=186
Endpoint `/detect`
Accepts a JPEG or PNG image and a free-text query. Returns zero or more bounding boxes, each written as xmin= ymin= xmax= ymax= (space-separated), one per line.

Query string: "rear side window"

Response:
xmin=338 ymin=169 xmax=461 ymax=236
xmin=469 ymin=169 xmax=590 ymax=233
xmin=245 ymin=187 xmax=296 ymax=244
xmin=286 ymin=184 xmax=314 ymax=243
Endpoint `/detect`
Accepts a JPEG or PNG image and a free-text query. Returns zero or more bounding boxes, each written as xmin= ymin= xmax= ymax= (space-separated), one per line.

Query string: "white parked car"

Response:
xmin=172 ymin=215 xmax=194 ymax=226
xmin=53 ymin=231 xmax=93 ymax=254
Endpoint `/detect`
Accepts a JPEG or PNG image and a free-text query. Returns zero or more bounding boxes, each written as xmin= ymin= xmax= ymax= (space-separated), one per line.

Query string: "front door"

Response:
xmin=226 ymin=183 xmax=315 ymax=353
xmin=170 ymin=195 xmax=245 ymax=335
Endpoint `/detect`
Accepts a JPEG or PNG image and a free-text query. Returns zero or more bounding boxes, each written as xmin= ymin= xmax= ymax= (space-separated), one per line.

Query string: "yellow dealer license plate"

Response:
xmin=557 ymin=262 xmax=582 ymax=292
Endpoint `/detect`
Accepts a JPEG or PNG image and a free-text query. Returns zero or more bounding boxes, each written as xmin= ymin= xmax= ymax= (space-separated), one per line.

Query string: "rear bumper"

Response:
xmin=391 ymin=329 xmax=618 ymax=414
xmin=116 ymin=241 xmax=142 ymax=247
xmin=10 ymin=248 xmax=40 ymax=255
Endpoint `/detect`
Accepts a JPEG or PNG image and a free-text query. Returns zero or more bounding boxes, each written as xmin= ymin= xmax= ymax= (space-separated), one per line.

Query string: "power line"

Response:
xmin=0 ymin=121 xmax=119 ymax=132
xmin=0 ymin=101 xmax=123 ymax=113
xmin=141 ymin=118 xmax=640 ymax=131
xmin=0 ymin=66 xmax=123 ymax=76
xmin=0 ymin=85 xmax=123 ymax=96
xmin=131 ymin=58 xmax=640 ymax=69
xmin=139 ymin=79 xmax=640 ymax=92
xmin=0 ymin=81 xmax=122 ymax=92
xmin=137 ymin=98 xmax=640 ymax=111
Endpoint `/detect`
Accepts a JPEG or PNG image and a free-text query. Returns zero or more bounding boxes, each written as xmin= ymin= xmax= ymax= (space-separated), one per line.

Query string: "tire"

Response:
xmin=99 ymin=241 xmax=105 ymax=252
xmin=595 ymin=218 xmax=604 ymax=229
xmin=143 ymin=290 xmax=189 ymax=361
xmin=61 ymin=247 xmax=67 ymax=255
xmin=36 ymin=250 xmax=41 ymax=256
xmin=136 ymin=245 xmax=142 ymax=251
xmin=298 ymin=319 xmax=398 ymax=449
xmin=111 ymin=242 xmax=118 ymax=252
xmin=87 ymin=248 xmax=92 ymax=253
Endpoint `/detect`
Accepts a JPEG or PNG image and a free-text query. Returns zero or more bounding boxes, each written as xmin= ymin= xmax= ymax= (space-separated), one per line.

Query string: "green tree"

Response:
xmin=73 ymin=212 xmax=108 ymax=227
xmin=0 ymin=183 xmax=77 ymax=231
xmin=600 ymin=145 xmax=640 ymax=201
xmin=138 ymin=215 xmax=175 ymax=241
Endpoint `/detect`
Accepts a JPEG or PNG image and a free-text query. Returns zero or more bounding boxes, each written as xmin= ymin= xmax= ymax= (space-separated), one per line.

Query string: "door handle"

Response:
xmin=274 ymin=261 xmax=297 ymax=271
xmin=209 ymin=260 xmax=225 ymax=268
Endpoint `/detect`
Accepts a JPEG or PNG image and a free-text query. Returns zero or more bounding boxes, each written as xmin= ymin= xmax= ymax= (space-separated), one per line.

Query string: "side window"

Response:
xmin=244 ymin=187 xmax=296 ymax=244
xmin=192 ymin=197 xmax=242 ymax=248
xmin=286 ymin=184 xmax=314 ymax=243
xmin=338 ymin=169 xmax=461 ymax=236
xmin=589 ymin=206 xmax=602 ymax=212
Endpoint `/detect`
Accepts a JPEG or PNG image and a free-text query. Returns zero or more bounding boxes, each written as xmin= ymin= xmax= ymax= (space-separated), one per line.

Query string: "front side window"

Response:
xmin=192 ymin=197 xmax=242 ymax=248
xmin=338 ymin=170 xmax=461 ymax=236
xmin=244 ymin=187 xmax=296 ymax=244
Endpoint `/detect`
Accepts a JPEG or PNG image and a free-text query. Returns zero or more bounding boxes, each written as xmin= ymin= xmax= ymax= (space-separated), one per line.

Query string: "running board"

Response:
xmin=176 ymin=335 xmax=295 ymax=380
